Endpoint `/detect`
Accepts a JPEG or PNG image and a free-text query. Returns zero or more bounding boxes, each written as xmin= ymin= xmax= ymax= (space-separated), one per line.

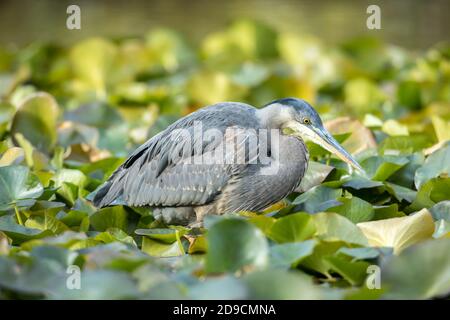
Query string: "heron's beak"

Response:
xmin=312 ymin=127 xmax=364 ymax=173
xmin=284 ymin=121 xmax=365 ymax=173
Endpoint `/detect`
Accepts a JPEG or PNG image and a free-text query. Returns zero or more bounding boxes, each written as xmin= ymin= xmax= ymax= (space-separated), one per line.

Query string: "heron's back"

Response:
xmin=93 ymin=102 xmax=261 ymax=208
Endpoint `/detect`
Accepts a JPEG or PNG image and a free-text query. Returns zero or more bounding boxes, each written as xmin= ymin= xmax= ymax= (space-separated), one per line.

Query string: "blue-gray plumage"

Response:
xmin=93 ymin=98 xmax=363 ymax=226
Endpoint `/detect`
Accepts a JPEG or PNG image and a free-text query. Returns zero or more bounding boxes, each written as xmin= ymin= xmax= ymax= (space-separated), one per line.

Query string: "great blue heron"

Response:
xmin=93 ymin=98 xmax=363 ymax=226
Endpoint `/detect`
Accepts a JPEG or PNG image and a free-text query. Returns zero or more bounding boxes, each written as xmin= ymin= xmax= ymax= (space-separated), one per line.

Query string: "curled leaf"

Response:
xmin=357 ymin=209 xmax=435 ymax=254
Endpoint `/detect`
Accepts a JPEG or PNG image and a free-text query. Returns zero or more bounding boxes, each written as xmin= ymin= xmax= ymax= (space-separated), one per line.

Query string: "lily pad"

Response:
xmin=293 ymin=186 xmax=342 ymax=213
xmin=430 ymin=201 xmax=450 ymax=221
xmin=141 ymin=236 xmax=185 ymax=257
xmin=90 ymin=206 xmax=128 ymax=232
xmin=0 ymin=215 xmax=52 ymax=244
xmin=327 ymin=196 xmax=375 ymax=223
xmin=414 ymin=142 xmax=450 ymax=189
xmin=10 ymin=92 xmax=59 ymax=154
xmin=70 ymin=38 xmax=119 ymax=96
xmin=243 ymin=269 xmax=323 ymax=299
xmin=382 ymin=238 xmax=450 ymax=299
xmin=357 ymin=208 xmax=435 ymax=254
xmin=296 ymin=161 xmax=334 ymax=192
xmin=48 ymin=269 xmax=140 ymax=299
xmin=408 ymin=178 xmax=450 ymax=212
xmin=361 ymin=155 xmax=409 ymax=181
xmin=269 ymin=239 xmax=316 ymax=268
xmin=268 ymin=212 xmax=316 ymax=243
xmin=205 ymin=218 xmax=268 ymax=273
xmin=135 ymin=228 xmax=186 ymax=244
xmin=313 ymin=212 xmax=369 ymax=246
xmin=0 ymin=165 xmax=43 ymax=210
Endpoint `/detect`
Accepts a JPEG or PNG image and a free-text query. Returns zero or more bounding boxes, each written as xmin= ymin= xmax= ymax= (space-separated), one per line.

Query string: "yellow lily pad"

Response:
xmin=357 ymin=209 xmax=435 ymax=254
xmin=431 ymin=116 xmax=450 ymax=143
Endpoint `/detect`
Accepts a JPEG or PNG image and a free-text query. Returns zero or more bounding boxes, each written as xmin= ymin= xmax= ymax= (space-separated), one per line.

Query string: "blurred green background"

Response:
xmin=0 ymin=0 xmax=449 ymax=49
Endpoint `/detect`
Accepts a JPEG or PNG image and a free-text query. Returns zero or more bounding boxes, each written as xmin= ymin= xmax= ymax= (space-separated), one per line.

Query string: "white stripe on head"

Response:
xmin=256 ymin=103 xmax=294 ymax=128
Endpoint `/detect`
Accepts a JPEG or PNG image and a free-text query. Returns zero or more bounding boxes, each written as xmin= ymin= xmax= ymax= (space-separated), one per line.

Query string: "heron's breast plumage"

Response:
xmin=209 ymin=135 xmax=308 ymax=214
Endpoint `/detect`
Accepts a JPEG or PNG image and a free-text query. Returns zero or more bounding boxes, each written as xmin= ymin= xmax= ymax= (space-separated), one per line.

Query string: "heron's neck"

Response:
xmin=256 ymin=104 xmax=292 ymax=129
xmin=257 ymin=134 xmax=309 ymax=198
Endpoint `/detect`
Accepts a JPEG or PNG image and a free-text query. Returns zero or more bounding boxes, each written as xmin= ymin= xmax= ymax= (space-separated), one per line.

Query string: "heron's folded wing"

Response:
xmin=94 ymin=123 xmax=259 ymax=208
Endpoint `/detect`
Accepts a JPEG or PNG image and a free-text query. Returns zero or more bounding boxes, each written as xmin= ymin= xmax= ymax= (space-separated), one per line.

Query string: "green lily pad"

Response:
xmin=52 ymin=169 xmax=87 ymax=189
xmin=361 ymin=155 xmax=409 ymax=181
xmin=296 ymin=161 xmax=334 ymax=192
xmin=388 ymin=152 xmax=424 ymax=188
xmin=268 ymin=212 xmax=316 ymax=243
xmin=90 ymin=206 xmax=128 ymax=232
xmin=430 ymin=201 xmax=450 ymax=221
xmin=384 ymin=182 xmax=417 ymax=203
xmin=382 ymin=238 xmax=450 ymax=299
xmin=25 ymin=213 xmax=69 ymax=234
xmin=145 ymin=28 xmax=195 ymax=72
xmin=58 ymin=210 xmax=89 ymax=229
xmin=205 ymin=218 xmax=268 ymax=273
xmin=342 ymin=176 xmax=384 ymax=190
xmin=0 ymin=214 xmax=52 ymax=244
xmin=70 ymin=38 xmax=119 ymax=96
xmin=189 ymin=276 xmax=248 ymax=300
xmin=327 ymin=196 xmax=375 ymax=223
xmin=415 ymin=142 xmax=450 ymax=189
xmin=141 ymin=236 xmax=185 ymax=257
xmin=48 ymin=269 xmax=140 ymax=299
xmin=325 ymin=255 xmax=371 ymax=285
xmin=10 ymin=92 xmax=59 ymax=154
xmin=299 ymin=240 xmax=347 ymax=276
xmin=397 ymin=80 xmax=422 ymax=110
xmin=20 ymin=231 xmax=88 ymax=251
xmin=135 ymin=228 xmax=185 ymax=244
xmin=379 ymin=135 xmax=431 ymax=154
xmin=373 ymin=204 xmax=404 ymax=220
xmin=249 ymin=215 xmax=276 ymax=234
xmin=187 ymin=69 xmax=248 ymax=106
xmin=0 ymin=247 xmax=72 ymax=296
xmin=313 ymin=212 xmax=369 ymax=246
xmin=243 ymin=269 xmax=323 ymax=299
xmin=293 ymin=186 xmax=342 ymax=213
xmin=338 ymin=247 xmax=393 ymax=261
xmin=269 ymin=239 xmax=316 ymax=268
xmin=0 ymin=165 xmax=43 ymax=210
xmin=408 ymin=178 xmax=450 ymax=212
xmin=344 ymin=78 xmax=386 ymax=113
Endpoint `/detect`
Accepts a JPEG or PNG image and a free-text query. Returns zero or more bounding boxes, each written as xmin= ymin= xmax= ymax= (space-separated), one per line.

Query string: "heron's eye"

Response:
xmin=303 ymin=118 xmax=311 ymax=125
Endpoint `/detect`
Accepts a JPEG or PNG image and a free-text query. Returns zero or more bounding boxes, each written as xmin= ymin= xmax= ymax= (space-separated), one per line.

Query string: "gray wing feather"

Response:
xmin=93 ymin=102 xmax=260 ymax=208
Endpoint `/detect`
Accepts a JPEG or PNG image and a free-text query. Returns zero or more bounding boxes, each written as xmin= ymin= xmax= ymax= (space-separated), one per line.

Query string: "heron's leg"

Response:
xmin=190 ymin=205 xmax=217 ymax=228
xmin=153 ymin=207 xmax=196 ymax=226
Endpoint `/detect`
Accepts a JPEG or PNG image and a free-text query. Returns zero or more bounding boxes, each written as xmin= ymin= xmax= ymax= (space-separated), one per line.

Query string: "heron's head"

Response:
xmin=262 ymin=98 xmax=364 ymax=173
